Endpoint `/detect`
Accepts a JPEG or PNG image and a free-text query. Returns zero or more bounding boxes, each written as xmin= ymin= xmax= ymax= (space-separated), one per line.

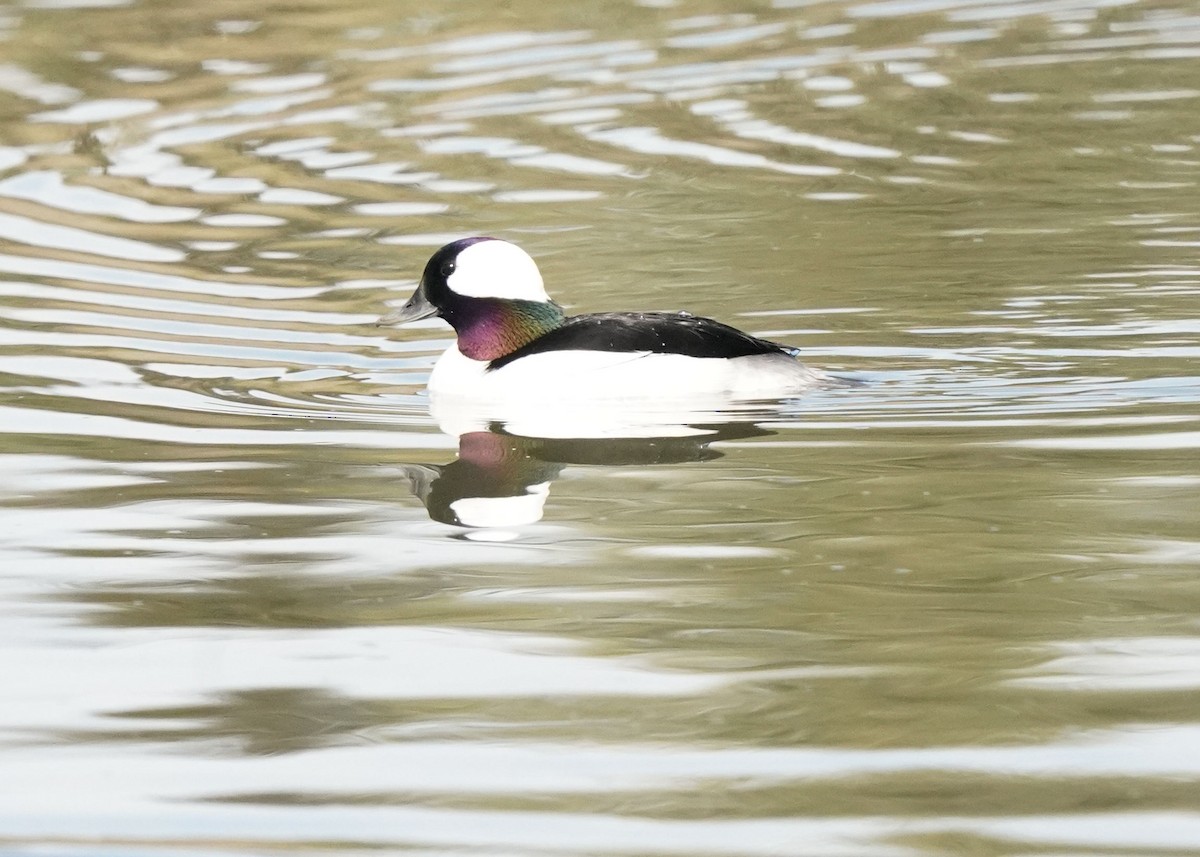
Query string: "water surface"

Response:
xmin=3 ymin=0 xmax=1200 ymax=854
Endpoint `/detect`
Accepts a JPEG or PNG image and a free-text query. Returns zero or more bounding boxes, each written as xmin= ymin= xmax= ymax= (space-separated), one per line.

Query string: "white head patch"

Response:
xmin=447 ymin=240 xmax=549 ymax=302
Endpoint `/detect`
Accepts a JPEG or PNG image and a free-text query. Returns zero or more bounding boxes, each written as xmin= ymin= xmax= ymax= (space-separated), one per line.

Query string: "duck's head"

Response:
xmin=381 ymin=237 xmax=565 ymax=361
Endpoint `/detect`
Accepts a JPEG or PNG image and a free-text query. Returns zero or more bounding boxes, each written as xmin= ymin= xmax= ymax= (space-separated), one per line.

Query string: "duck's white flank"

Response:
xmin=427 ymin=344 xmax=823 ymax=401
xmin=447 ymin=240 xmax=549 ymax=301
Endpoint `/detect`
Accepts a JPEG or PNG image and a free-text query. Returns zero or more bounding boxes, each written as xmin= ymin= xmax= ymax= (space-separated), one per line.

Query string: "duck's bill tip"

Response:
xmin=378 ymin=291 xmax=437 ymax=326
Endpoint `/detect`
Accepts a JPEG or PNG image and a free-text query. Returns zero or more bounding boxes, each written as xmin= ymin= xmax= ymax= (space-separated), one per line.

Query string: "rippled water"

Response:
xmin=3 ymin=0 xmax=1200 ymax=854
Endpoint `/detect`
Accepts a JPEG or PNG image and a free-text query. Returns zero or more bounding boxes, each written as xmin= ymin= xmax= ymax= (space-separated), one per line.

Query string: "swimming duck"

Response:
xmin=380 ymin=237 xmax=823 ymax=402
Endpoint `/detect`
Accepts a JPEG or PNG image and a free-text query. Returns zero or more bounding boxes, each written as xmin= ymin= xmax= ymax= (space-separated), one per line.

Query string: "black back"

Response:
xmin=488 ymin=311 xmax=792 ymax=370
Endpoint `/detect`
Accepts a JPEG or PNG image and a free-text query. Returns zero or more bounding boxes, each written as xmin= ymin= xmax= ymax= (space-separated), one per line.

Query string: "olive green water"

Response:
xmin=2 ymin=0 xmax=1200 ymax=854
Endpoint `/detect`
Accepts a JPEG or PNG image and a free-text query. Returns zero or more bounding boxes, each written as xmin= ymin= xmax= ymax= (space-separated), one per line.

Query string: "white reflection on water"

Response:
xmin=0 ymin=212 xmax=182 ymax=263
xmin=0 ymin=405 xmax=445 ymax=447
xmin=0 ymin=171 xmax=200 ymax=222
xmin=581 ymin=125 xmax=842 ymax=176
xmin=1011 ymin=637 xmax=1200 ymax=689
xmin=3 ymin=728 xmax=1200 ymax=853
xmin=0 ymin=252 xmax=323 ymax=298
xmin=31 ymin=97 xmax=157 ymax=123
xmin=1013 ymin=430 xmax=1200 ymax=449
xmin=0 ymin=804 xmax=920 ymax=857
xmin=1 ymin=626 xmax=726 ymax=736
xmin=3 ymin=804 xmax=1199 ymax=856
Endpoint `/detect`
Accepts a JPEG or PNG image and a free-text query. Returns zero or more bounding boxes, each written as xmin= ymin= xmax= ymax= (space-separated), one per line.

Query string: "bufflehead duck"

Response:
xmin=381 ymin=237 xmax=823 ymax=402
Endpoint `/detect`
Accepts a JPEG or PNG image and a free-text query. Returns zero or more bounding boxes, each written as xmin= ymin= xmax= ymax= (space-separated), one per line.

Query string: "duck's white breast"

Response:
xmin=427 ymin=344 xmax=823 ymax=402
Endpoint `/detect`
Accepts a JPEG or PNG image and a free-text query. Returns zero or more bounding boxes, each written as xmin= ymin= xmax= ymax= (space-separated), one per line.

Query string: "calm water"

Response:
xmin=3 ymin=0 xmax=1200 ymax=854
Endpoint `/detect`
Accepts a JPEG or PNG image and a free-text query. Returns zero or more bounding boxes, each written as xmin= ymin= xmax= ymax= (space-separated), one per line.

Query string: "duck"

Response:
xmin=380 ymin=237 xmax=824 ymax=403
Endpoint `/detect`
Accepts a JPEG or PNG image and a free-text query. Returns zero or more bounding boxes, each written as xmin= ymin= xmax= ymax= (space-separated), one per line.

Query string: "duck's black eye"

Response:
xmin=439 ymin=259 xmax=456 ymax=279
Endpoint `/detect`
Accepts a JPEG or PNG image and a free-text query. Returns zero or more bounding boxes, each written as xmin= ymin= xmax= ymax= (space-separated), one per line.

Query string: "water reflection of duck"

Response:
xmin=403 ymin=422 xmax=773 ymax=528
xmin=380 ymin=237 xmax=825 ymax=404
